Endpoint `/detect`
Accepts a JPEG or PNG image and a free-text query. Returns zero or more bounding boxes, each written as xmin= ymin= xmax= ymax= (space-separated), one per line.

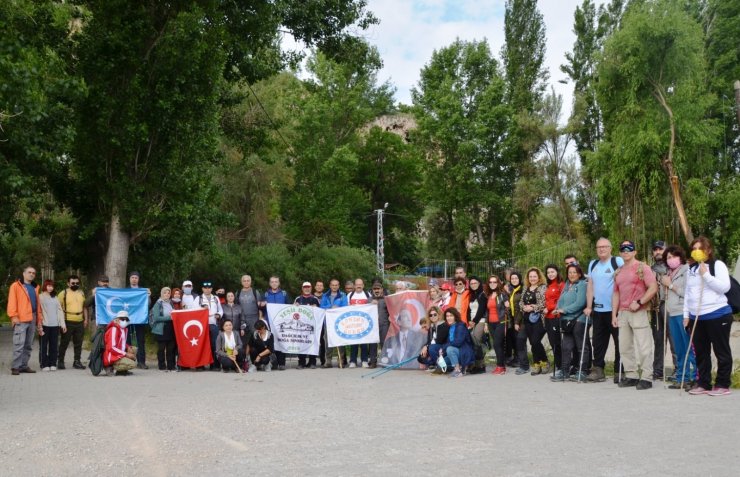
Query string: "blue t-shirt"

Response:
xmin=23 ymin=283 xmax=38 ymax=314
xmin=589 ymin=256 xmax=624 ymax=312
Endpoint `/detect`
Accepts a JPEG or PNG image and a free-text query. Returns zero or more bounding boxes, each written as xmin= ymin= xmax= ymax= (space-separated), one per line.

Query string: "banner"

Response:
xmin=266 ymin=304 xmax=324 ymax=355
xmin=172 ymin=308 xmax=213 ymax=368
xmin=380 ymin=290 xmax=429 ymax=368
xmin=325 ymin=304 xmax=379 ymax=347
xmin=95 ymin=288 xmax=149 ymax=325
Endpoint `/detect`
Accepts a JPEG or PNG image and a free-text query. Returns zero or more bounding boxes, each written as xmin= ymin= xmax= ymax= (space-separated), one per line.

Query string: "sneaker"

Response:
xmin=570 ymin=371 xmax=588 ymax=383
xmin=361 ymin=361 xmax=369 ymax=368
xmin=265 ymin=362 xmax=272 ymax=372
xmin=136 ymin=363 xmax=149 ymax=370
xmin=618 ymin=378 xmax=639 ymax=388
xmin=530 ymin=363 xmax=542 ymax=376
xmin=539 ymin=361 xmax=550 ymax=374
xmin=449 ymin=370 xmax=463 ymax=378
xmin=50 ymin=366 xmax=57 ymax=371
xmin=636 ymin=380 xmax=652 ymax=390
xmin=492 ymin=366 xmax=506 ymax=375
xmin=550 ymin=369 xmax=567 ymax=382
xmin=708 ymin=387 xmax=732 ymax=396
xmin=431 ymin=367 xmax=444 ymax=375
xmin=688 ymin=385 xmax=709 ymax=395
xmin=57 ymin=362 xmax=66 ymax=370
xmin=309 ymin=364 xmax=317 ymax=369
xmin=73 ymin=361 xmax=86 ymax=370
xmin=348 ymin=362 xmax=357 ymax=368
xmin=668 ymin=380 xmax=695 ymax=390
xmin=515 ymin=367 xmax=530 ymax=375
xmin=586 ymin=366 xmax=605 ymax=383
xmin=277 ymin=365 xmax=286 ymax=371
xmin=42 ymin=367 xmax=51 ymax=372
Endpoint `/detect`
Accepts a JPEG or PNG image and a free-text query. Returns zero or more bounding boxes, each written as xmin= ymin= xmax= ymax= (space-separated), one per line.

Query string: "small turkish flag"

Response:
xmin=172 ymin=308 xmax=213 ymax=368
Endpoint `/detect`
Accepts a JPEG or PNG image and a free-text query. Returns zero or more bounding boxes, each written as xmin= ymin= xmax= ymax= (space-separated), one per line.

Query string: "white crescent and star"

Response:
xmin=182 ymin=319 xmax=204 ymax=347
xmin=105 ymin=296 xmax=124 ymax=317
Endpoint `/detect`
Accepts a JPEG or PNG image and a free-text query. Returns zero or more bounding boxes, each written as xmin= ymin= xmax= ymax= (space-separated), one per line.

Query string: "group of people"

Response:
xmin=6 ymin=236 xmax=735 ymax=396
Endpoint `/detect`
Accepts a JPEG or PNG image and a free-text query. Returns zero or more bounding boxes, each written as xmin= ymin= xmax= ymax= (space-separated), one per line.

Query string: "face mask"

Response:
xmin=172 ymin=297 xmax=181 ymax=303
xmin=70 ymin=285 xmax=80 ymax=291
xmin=119 ymin=320 xmax=129 ymax=329
xmin=666 ymin=257 xmax=681 ymax=270
xmin=183 ymin=287 xmax=192 ymax=295
xmin=690 ymin=249 xmax=707 ymax=263
xmin=216 ymin=292 xmax=225 ymax=298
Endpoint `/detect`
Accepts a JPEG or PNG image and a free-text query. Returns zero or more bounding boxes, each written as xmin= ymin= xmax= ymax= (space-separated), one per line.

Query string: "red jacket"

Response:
xmin=545 ymin=281 xmax=565 ymax=319
xmin=7 ymin=280 xmax=43 ymax=325
xmin=104 ymin=321 xmax=128 ymax=366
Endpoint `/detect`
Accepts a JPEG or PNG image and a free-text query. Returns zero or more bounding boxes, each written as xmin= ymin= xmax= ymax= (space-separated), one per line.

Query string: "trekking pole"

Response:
xmin=662 ymin=298 xmax=668 ymax=389
xmin=577 ymin=316 xmax=589 ymax=383
xmin=361 ymin=355 xmax=419 ymax=379
xmin=680 ymin=271 xmax=704 ymax=393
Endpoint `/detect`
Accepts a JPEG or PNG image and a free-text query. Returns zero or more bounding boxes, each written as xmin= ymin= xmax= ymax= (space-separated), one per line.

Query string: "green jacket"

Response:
xmin=149 ymin=299 xmax=173 ymax=335
xmin=556 ymin=279 xmax=587 ymax=323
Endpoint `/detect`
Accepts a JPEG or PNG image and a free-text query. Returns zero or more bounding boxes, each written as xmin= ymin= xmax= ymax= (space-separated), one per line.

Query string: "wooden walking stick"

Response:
xmin=680 ymin=267 xmax=704 ymax=393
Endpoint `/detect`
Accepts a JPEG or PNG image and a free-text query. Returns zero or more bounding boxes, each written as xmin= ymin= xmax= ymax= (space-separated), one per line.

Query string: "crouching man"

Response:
xmin=104 ymin=311 xmax=137 ymax=376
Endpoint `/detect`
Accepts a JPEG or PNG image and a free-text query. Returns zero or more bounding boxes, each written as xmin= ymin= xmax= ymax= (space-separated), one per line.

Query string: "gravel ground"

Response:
xmin=1 ymin=326 xmax=739 ymax=477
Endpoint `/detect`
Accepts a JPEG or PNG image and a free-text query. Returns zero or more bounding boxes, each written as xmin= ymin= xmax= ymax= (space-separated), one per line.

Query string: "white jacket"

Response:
xmin=683 ymin=260 xmax=731 ymax=319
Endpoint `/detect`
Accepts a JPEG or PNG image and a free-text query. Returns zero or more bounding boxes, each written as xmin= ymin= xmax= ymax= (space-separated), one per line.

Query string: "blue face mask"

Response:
xmin=183 ymin=287 xmax=192 ymax=295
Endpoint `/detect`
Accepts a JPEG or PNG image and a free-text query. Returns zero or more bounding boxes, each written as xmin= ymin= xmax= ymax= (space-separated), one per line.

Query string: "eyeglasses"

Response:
xmin=429 ymin=312 xmax=438 ymax=317
xmin=488 ymin=281 xmax=498 ymax=284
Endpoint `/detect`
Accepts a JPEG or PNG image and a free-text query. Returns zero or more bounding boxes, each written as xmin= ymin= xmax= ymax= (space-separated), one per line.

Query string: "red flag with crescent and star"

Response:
xmin=172 ymin=308 xmax=213 ymax=368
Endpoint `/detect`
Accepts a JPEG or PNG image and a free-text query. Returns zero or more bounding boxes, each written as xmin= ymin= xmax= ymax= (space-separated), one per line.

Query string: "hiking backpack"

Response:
xmin=88 ymin=327 xmax=106 ymax=376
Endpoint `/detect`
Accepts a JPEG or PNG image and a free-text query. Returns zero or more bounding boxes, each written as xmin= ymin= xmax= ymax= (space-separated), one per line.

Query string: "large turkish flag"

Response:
xmin=172 ymin=308 xmax=213 ymax=368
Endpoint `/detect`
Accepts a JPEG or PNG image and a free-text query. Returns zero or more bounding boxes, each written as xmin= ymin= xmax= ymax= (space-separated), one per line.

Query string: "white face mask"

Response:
xmin=172 ymin=297 xmax=182 ymax=303
xmin=183 ymin=287 xmax=192 ymax=295
xmin=119 ymin=320 xmax=129 ymax=329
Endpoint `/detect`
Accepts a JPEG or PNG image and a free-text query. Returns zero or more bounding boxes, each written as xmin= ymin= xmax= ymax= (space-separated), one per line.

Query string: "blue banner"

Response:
xmin=95 ymin=288 xmax=149 ymax=325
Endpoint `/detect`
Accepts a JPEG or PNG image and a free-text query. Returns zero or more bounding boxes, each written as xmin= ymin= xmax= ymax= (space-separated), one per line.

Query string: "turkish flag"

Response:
xmin=172 ymin=308 xmax=213 ymax=368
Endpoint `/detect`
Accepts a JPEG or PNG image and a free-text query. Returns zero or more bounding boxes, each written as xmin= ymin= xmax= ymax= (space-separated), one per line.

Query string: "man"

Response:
xmin=294 ymin=282 xmax=321 ymax=369
xmin=564 ymin=255 xmax=579 ymax=267
xmin=454 ymin=266 xmax=467 ymax=281
xmin=344 ymin=280 xmax=355 ymax=296
xmin=320 ymin=278 xmax=348 ymax=368
xmin=236 ymin=274 xmax=262 ymax=337
xmin=199 ymin=281 xmax=223 ymax=370
xmin=612 ymin=240 xmax=658 ymax=390
xmin=264 ymin=276 xmax=290 ymax=370
xmin=584 ymin=238 xmax=624 ymax=383
xmin=370 ymin=279 xmax=389 ymax=369
xmin=313 ymin=280 xmax=325 ymax=301
xmin=449 ymin=278 xmax=470 ymax=324
xmin=103 ymin=310 xmax=137 ymax=376
xmin=127 ymin=271 xmax=150 ymax=369
xmin=84 ymin=274 xmax=110 ymax=330
xmin=181 ymin=280 xmax=199 ymax=309
xmin=650 ymin=240 xmax=672 ymax=380
xmin=394 ymin=280 xmax=408 ymax=293
xmin=347 ymin=278 xmax=372 ymax=368
xmin=384 ymin=310 xmax=425 ymax=365
xmin=58 ymin=275 xmax=88 ymax=370
xmin=7 ymin=265 xmax=43 ymax=375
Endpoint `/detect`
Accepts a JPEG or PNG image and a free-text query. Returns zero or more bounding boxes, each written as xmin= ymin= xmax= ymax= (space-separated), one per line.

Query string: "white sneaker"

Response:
xmin=348 ymin=362 xmax=357 ymax=368
xmin=42 ymin=367 xmax=51 ymax=372
xmin=361 ymin=361 xmax=369 ymax=368
xmin=50 ymin=366 xmax=57 ymax=371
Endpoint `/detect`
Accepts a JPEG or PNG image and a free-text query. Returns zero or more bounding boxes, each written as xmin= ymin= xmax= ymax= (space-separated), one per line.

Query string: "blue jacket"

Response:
xmin=556 ymin=279 xmax=587 ymax=323
xmin=442 ymin=322 xmax=475 ymax=367
xmin=320 ymin=291 xmax=348 ymax=309
xmin=264 ymin=288 xmax=290 ymax=305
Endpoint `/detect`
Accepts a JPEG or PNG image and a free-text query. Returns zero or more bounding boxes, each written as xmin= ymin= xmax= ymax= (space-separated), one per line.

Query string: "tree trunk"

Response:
xmin=734 ymin=81 xmax=740 ymax=129
xmin=104 ymin=209 xmax=130 ymax=288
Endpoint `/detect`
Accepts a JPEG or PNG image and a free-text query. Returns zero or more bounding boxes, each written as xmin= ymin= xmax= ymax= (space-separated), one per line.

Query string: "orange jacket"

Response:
xmin=449 ymin=290 xmax=471 ymax=324
xmin=7 ymin=280 xmax=43 ymax=325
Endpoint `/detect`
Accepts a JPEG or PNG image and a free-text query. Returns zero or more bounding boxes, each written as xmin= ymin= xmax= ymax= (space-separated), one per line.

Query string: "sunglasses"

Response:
xmin=119 ymin=317 xmax=129 ymax=322
xmin=619 ymin=246 xmax=635 ymax=253
xmin=429 ymin=312 xmax=438 ymax=317
xmin=70 ymin=282 xmax=80 ymax=285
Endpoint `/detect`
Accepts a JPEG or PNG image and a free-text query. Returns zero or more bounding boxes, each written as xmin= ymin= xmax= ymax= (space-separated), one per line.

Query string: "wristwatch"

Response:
xmin=636 ymin=299 xmax=642 ymax=306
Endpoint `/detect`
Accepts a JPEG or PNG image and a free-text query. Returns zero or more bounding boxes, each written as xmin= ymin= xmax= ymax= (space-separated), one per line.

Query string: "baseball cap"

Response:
xmin=129 ymin=271 xmax=140 ymax=278
xmin=98 ymin=274 xmax=110 ymax=282
xmin=115 ymin=310 xmax=129 ymax=320
xmin=302 ymin=281 xmax=312 ymax=287
xmin=182 ymin=280 xmax=193 ymax=287
xmin=652 ymin=240 xmax=666 ymax=250
xmin=441 ymin=282 xmax=453 ymax=291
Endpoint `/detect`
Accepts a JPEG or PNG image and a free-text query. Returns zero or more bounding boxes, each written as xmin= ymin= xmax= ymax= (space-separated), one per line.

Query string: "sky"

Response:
xmin=355 ymin=0 xmax=605 ymax=120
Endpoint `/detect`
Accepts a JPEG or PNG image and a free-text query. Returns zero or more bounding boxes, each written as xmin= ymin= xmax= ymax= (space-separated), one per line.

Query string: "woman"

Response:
xmin=418 ymin=306 xmax=449 ymax=370
xmin=467 ymin=276 xmax=489 ymax=373
xmin=448 ymin=278 xmax=470 ymax=323
xmin=505 ymin=272 xmax=523 ymax=366
xmin=248 ymin=320 xmax=273 ymax=371
xmin=683 ymin=237 xmax=733 ymax=396
xmin=39 ymin=280 xmax=66 ymax=371
xmin=439 ymin=308 xmax=474 ymax=378
xmin=171 ymin=288 xmax=183 ymax=310
xmin=486 ymin=275 xmax=509 ymax=375
xmin=150 ymin=287 xmax=176 ymax=371
xmin=428 ymin=280 xmax=445 ymax=310
xmin=553 ymin=264 xmax=589 ymax=382
xmin=544 ymin=264 xmax=565 ymax=376
xmin=221 ymin=291 xmax=243 ymax=338
xmin=515 ymin=267 xmax=547 ymax=375
xmin=215 ymin=320 xmax=245 ymax=373
xmin=662 ymin=245 xmax=695 ymax=389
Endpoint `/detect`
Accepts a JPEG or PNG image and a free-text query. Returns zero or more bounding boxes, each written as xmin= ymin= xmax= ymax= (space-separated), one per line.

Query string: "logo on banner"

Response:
xmin=269 ymin=305 xmax=323 ymax=354
xmin=335 ymin=310 xmax=374 ymax=340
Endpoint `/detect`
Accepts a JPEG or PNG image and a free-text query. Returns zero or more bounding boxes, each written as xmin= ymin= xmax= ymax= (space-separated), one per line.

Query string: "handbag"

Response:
xmin=527 ymin=312 xmax=542 ymax=324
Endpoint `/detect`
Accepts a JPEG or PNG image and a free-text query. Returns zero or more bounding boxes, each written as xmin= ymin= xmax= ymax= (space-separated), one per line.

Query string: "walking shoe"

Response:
xmin=348 ymin=362 xmax=357 ymax=368
xmin=449 ymin=370 xmax=464 ymax=378
xmin=321 ymin=363 xmax=333 ymax=369
xmin=569 ymin=371 xmax=588 ymax=383
xmin=539 ymin=361 xmax=550 ymax=375
xmin=708 ymin=387 xmax=732 ymax=396
xmin=265 ymin=362 xmax=272 ymax=372
xmin=668 ymin=380 xmax=695 ymax=390
xmin=50 ymin=366 xmax=57 ymax=371
xmin=361 ymin=361 xmax=369 ymax=368
xmin=618 ymin=378 xmax=639 ymax=388
xmin=688 ymin=385 xmax=709 ymax=395
xmin=492 ymin=366 xmax=506 ymax=375
xmin=57 ymin=361 xmax=66 ymax=370
xmin=636 ymin=380 xmax=652 ymax=390
xmin=530 ymin=363 xmax=541 ymax=376
xmin=73 ymin=360 xmax=86 ymax=370
xmin=115 ymin=370 xmax=130 ymax=376
xmin=19 ymin=367 xmax=36 ymax=373
xmin=42 ymin=367 xmax=51 ymax=372
xmin=505 ymin=357 xmax=518 ymax=367
xmin=586 ymin=366 xmax=605 ymax=383
xmin=431 ymin=367 xmax=444 ymax=375
xmin=515 ymin=367 xmax=530 ymax=375
xmin=136 ymin=363 xmax=149 ymax=370
xmin=369 ymin=362 xmax=377 ymax=369
xmin=277 ymin=365 xmax=286 ymax=371
xmin=11 ymin=368 xmax=20 ymax=376
xmin=550 ymin=369 xmax=567 ymax=382
xmin=309 ymin=364 xmax=317 ymax=369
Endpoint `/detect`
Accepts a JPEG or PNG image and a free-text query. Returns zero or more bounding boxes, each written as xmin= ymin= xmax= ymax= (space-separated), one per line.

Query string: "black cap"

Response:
xmin=652 ymin=240 xmax=666 ymax=250
xmin=129 ymin=271 xmax=141 ymax=278
xmin=202 ymin=281 xmax=213 ymax=287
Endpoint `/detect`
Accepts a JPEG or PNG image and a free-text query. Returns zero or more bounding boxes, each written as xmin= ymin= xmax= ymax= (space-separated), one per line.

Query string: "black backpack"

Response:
xmin=588 ymin=256 xmax=620 ymax=275
xmin=89 ymin=327 xmax=106 ymax=376
xmin=707 ymin=261 xmax=740 ymax=314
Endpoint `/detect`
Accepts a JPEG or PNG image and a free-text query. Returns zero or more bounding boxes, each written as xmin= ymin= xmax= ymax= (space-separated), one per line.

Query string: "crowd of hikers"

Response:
xmin=7 ymin=236 xmax=738 ymax=396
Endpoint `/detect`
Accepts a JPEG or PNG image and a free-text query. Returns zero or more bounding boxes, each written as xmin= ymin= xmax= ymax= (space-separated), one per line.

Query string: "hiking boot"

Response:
xmin=57 ymin=361 xmax=66 ymax=370
xmin=569 ymin=371 xmax=588 ymax=383
xmin=515 ymin=367 xmax=530 ymax=375
xmin=11 ymin=368 xmax=20 ymax=376
xmin=492 ymin=366 xmax=506 ymax=375
xmin=636 ymin=380 xmax=652 ymax=390
xmin=586 ymin=366 xmax=605 ymax=383
xmin=550 ymin=369 xmax=567 ymax=382
xmin=530 ymin=363 xmax=542 ymax=376
xmin=73 ymin=360 xmax=86 ymax=370
xmin=539 ymin=361 xmax=550 ymax=374
xmin=19 ymin=367 xmax=36 ymax=373
xmin=137 ymin=363 xmax=149 ymax=370
xmin=668 ymin=380 xmax=695 ymax=390
xmin=618 ymin=378 xmax=639 ymax=388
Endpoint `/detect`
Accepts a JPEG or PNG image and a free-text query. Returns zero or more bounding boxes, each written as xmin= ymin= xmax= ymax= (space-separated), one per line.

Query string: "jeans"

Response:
xmin=518 ymin=319 xmax=546 ymax=368
xmin=667 ymin=315 xmax=696 ymax=383
xmin=12 ymin=322 xmax=35 ymax=369
xmin=562 ymin=321 xmax=591 ymax=374
xmin=591 ymin=310 xmax=620 ymax=371
xmin=59 ymin=321 xmax=84 ymax=363
xmin=692 ymin=314 xmax=733 ymax=389
xmin=40 ymin=326 xmax=60 ymax=368
xmin=487 ymin=322 xmax=506 ymax=367
xmin=350 ymin=344 xmax=369 ymax=364
xmin=545 ymin=318 xmax=562 ymax=369
xmin=446 ymin=346 xmax=461 ymax=367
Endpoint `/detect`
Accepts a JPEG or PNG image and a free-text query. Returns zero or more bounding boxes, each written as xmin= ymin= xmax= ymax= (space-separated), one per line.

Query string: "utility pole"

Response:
xmin=375 ymin=203 xmax=388 ymax=280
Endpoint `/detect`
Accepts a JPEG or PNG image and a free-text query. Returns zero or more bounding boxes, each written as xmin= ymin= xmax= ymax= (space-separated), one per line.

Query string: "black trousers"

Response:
xmin=545 ymin=318 xmax=562 ymax=369
xmin=562 ymin=321 xmax=591 ymax=373
xmin=219 ymin=351 xmax=246 ymax=371
xmin=59 ymin=321 xmax=84 ymax=362
xmin=651 ymin=304 xmax=667 ymax=377
xmin=487 ymin=322 xmax=506 ymax=367
xmin=591 ymin=311 xmax=620 ymax=370
xmin=126 ymin=324 xmax=147 ymax=365
xmin=693 ymin=314 xmax=733 ymax=389
xmin=157 ymin=339 xmax=176 ymax=370
xmin=40 ymin=326 xmax=60 ymax=368
xmin=518 ymin=319 xmax=547 ymax=368
xmin=298 ymin=354 xmax=316 ymax=367
xmin=274 ymin=351 xmax=286 ymax=366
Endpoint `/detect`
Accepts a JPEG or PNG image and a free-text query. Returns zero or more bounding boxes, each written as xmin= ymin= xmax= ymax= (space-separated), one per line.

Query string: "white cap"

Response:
xmin=302 ymin=281 xmax=312 ymax=287
xmin=115 ymin=310 xmax=129 ymax=319
xmin=182 ymin=280 xmax=193 ymax=287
